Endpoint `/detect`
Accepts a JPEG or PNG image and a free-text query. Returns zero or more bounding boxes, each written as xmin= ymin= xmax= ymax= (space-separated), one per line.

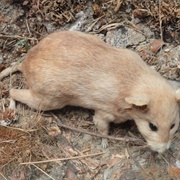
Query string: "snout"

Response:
xmin=148 ymin=141 xmax=171 ymax=153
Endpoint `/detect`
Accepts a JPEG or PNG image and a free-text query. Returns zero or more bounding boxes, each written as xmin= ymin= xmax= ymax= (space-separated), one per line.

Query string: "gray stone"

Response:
xmin=157 ymin=45 xmax=180 ymax=80
xmin=82 ymin=134 xmax=92 ymax=142
xmin=106 ymin=26 xmax=145 ymax=48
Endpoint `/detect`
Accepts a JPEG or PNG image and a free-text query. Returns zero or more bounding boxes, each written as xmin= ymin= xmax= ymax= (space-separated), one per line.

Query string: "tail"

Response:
xmin=0 ymin=62 xmax=23 ymax=81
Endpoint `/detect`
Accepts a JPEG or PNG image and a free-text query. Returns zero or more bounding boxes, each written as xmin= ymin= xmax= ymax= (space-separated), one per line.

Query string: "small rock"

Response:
xmin=157 ymin=45 xmax=180 ymax=80
xmin=164 ymin=48 xmax=170 ymax=52
xmin=106 ymin=26 xmax=145 ymax=48
xmin=82 ymin=134 xmax=92 ymax=142
xmin=176 ymin=160 xmax=180 ymax=168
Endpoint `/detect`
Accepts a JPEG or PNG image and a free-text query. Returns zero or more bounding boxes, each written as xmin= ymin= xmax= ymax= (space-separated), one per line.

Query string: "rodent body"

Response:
xmin=1 ymin=31 xmax=180 ymax=153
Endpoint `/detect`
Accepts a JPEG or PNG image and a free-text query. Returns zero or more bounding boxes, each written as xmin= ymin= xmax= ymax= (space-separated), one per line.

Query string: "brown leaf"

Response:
xmin=0 ymin=65 xmax=5 ymax=72
xmin=108 ymin=157 xmax=121 ymax=167
xmin=133 ymin=9 xmax=143 ymax=18
xmin=65 ymin=168 xmax=77 ymax=179
xmin=93 ymin=4 xmax=101 ymax=16
xmin=150 ymin=39 xmax=165 ymax=53
xmin=47 ymin=126 xmax=61 ymax=136
xmin=168 ymin=167 xmax=180 ymax=178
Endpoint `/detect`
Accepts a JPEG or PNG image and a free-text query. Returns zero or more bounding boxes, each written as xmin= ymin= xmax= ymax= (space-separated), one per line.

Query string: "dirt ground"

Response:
xmin=0 ymin=0 xmax=180 ymax=179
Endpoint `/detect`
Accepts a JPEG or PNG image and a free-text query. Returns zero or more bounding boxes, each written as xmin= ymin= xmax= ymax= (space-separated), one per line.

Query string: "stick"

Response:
xmin=114 ymin=0 xmax=122 ymax=13
xmin=32 ymin=164 xmax=55 ymax=180
xmin=158 ymin=0 xmax=163 ymax=53
xmin=0 ymin=34 xmax=38 ymax=41
xmin=0 ymin=172 xmax=8 ymax=180
xmin=20 ymin=152 xmax=105 ymax=165
xmin=52 ymin=113 xmax=144 ymax=143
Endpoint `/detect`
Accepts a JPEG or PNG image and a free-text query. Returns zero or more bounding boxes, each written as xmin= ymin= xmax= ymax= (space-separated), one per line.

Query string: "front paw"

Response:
xmin=101 ymin=138 xmax=108 ymax=149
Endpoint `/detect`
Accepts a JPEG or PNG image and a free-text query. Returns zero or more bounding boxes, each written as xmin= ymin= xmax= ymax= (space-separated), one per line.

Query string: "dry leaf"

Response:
xmin=47 ymin=125 xmax=61 ymax=136
xmin=0 ymin=65 xmax=5 ymax=72
xmin=108 ymin=157 xmax=121 ymax=167
xmin=65 ymin=168 xmax=77 ymax=179
xmin=168 ymin=167 xmax=180 ymax=178
xmin=93 ymin=4 xmax=101 ymax=16
xmin=150 ymin=39 xmax=165 ymax=53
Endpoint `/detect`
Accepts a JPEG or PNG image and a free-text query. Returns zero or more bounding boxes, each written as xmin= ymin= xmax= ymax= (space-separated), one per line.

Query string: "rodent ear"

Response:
xmin=125 ymin=94 xmax=149 ymax=112
xmin=125 ymin=94 xmax=149 ymax=106
xmin=175 ymin=89 xmax=180 ymax=102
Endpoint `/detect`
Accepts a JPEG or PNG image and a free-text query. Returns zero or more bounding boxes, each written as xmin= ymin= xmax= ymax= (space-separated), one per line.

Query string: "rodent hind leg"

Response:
xmin=10 ymin=88 xmax=54 ymax=111
xmin=1 ymin=89 xmax=48 ymax=126
xmin=93 ymin=111 xmax=115 ymax=148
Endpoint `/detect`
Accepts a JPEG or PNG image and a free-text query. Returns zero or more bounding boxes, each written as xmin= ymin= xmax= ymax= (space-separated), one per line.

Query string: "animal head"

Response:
xmin=125 ymin=87 xmax=180 ymax=153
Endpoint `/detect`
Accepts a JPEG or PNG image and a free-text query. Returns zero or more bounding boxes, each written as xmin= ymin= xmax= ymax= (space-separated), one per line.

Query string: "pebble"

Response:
xmin=164 ymin=48 xmax=170 ymax=52
xmin=82 ymin=134 xmax=92 ymax=142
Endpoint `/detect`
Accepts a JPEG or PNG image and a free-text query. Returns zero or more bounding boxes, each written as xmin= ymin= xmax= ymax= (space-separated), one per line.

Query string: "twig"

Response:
xmin=31 ymin=164 xmax=55 ymax=180
xmin=96 ymin=22 xmax=123 ymax=33
xmin=20 ymin=152 xmax=105 ymax=165
xmin=114 ymin=0 xmax=122 ymax=13
xmin=52 ymin=113 xmax=144 ymax=143
xmin=159 ymin=154 xmax=169 ymax=165
xmin=0 ymin=34 xmax=38 ymax=41
xmin=158 ymin=0 xmax=163 ymax=52
xmin=90 ymin=163 xmax=105 ymax=180
xmin=26 ymin=19 xmax=31 ymax=35
xmin=0 ymin=172 xmax=8 ymax=180
xmin=86 ymin=15 xmax=105 ymax=32
xmin=0 ymin=124 xmax=37 ymax=133
xmin=41 ymin=149 xmax=62 ymax=166
xmin=0 ymin=139 xmax=16 ymax=143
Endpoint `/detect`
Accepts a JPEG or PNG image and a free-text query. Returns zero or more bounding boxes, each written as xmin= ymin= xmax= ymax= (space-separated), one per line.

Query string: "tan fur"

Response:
xmin=1 ymin=31 xmax=179 ymax=153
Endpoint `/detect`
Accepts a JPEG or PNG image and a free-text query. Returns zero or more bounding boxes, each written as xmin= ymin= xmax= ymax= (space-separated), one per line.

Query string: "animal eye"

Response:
xmin=170 ymin=124 xmax=175 ymax=130
xmin=149 ymin=123 xmax=158 ymax=131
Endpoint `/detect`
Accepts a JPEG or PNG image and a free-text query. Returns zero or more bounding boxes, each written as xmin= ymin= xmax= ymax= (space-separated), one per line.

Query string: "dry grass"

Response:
xmin=23 ymin=0 xmax=180 ymax=28
xmin=0 ymin=126 xmax=32 ymax=166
